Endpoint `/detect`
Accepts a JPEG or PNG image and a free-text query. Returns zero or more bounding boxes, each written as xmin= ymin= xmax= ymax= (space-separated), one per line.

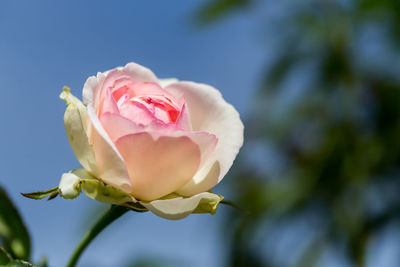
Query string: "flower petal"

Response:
xmin=59 ymin=171 xmax=82 ymax=199
xmin=158 ymin=78 xmax=178 ymax=88
xmin=140 ymin=192 xmax=223 ymax=220
xmin=175 ymin=103 xmax=192 ymax=131
xmin=60 ymin=87 xmax=98 ymax=176
xmin=98 ymin=87 xmax=119 ymax=116
xmin=166 ymin=82 xmax=244 ymax=196
xmin=118 ymin=100 xmax=156 ymax=126
xmin=99 ymin=112 xmax=141 ymax=142
xmin=99 ymin=63 xmax=158 ymax=109
xmin=100 ymin=112 xmax=216 ymax=167
xmin=87 ymin=103 xmax=132 ymax=193
xmin=184 ymin=131 xmax=217 ymax=167
xmin=115 ymin=133 xmax=201 ymax=201
xmin=82 ymin=62 xmax=158 ymax=113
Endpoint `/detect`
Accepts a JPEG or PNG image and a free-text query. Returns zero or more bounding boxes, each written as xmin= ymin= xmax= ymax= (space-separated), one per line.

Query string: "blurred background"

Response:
xmin=1 ymin=0 xmax=400 ymax=266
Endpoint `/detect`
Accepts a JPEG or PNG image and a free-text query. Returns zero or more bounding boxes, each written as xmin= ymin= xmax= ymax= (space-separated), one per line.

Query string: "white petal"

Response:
xmin=158 ymin=78 xmax=178 ymax=88
xmin=166 ymin=82 xmax=244 ymax=196
xmin=60 ymin=87 xmax=98 ymax=176
xmin=87 ymin=103 xmax=132 ymax=193
xmin=82 ymin=75 xmax=102 ymax=107
xmin=123 ymin=62 xmax=158 ymax=82
xmin=59 ymin=172 xmax=81 ymax=199
xmin=141 ymin=192 xmax=222 ymax=220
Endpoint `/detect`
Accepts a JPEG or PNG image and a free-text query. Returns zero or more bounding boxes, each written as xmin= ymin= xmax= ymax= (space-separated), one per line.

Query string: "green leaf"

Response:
xmin=20 ymin=187 xmax=59 ymax=200
xmin=0 ymin=186 xmax=31 ymax=260
xmin=0 ymin=247 xmax=12 ymax=264
xmin=5 ymin=259 xmax=36 ymax=267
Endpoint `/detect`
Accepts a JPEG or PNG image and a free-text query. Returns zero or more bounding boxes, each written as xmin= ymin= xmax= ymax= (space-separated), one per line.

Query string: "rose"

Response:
xmin=59 ymin=62 xmax=244 ymax=219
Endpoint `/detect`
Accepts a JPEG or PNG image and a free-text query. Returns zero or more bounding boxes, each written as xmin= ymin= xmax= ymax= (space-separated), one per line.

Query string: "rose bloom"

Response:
xmin=60 ymin=62 xmax=243 ymax=219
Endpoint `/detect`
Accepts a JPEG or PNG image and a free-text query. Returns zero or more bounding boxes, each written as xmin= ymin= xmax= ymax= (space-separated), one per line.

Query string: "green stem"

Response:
xmin=66 ymin=205 xmax=129 ymax=267
xmin=220 ymin=200 xmax=250 ymax=214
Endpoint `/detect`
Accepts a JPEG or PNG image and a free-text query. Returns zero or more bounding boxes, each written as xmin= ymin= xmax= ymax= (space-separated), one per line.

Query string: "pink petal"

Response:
xmin=112 ymin=85 xmax=131 ymax=102
xmin=175 ymin=103 xmax=192 ymax=131
xmin=98 ymin=87 xmax=119 ymax=116
xmin=93 ymin=63 xmax=158 ymax=113
xmin=115 ymin=133 xmax=201 ymax=201
xmin=130 ymin=82 xmax=173 ymax=98
xmin=119 ymin=100 xmax=155 ymax=126
xmin=166 ymin=82 xmax=244 ymax=196
xmin=100 ymin=112 xmax=142 ymax=142
xmin=100 ymin=112 xmax=184 ymax=144
xmin=185 ymin=131 xmax=218 ymax=167
xmin=86 ymin=103 xmax=132 ymax=193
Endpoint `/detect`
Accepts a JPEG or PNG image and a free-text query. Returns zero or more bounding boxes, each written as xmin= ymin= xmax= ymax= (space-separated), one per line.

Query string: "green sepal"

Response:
xmin=58 ymin=169 xmax=146 ymax=212
xmin=20 ymin=187 xmax=59 ymax=200
xmin=59 ymin=169 xmax=230 ymax=219
xmin=81 ymin=179 xmax=135 ymax=206
xmin=121 ymin=202 xmax=148 ymax=212
xmin=193 ymin=194 xmax=224 ymax=215
xmin=81 ymin=179 xmax=147 ymax=212
xmin=220 ymin=199 xmax=250 ymax=214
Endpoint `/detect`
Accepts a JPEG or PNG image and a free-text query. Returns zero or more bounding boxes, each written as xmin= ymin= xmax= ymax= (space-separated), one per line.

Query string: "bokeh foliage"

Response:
xmin=0 ymin=186 xmax=46 ymax=266
xmin=200 ymin=0 xmax=400 ymax=266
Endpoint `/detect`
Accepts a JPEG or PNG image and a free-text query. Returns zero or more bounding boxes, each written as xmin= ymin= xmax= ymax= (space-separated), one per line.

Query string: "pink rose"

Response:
xmin=60 ymin=62 xmax=243 ymax=217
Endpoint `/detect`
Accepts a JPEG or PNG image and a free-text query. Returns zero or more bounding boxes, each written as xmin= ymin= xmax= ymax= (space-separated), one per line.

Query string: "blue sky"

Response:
xmin=0 ymin=1 xmax=267 ymax=266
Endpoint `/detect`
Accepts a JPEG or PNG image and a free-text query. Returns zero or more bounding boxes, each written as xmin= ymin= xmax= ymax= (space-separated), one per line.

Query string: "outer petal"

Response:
xmin=158 ymin=78 xmax=178 ymax=88
xmin=166 ymin=82 xmax=244 ymax=196
xmin=87 ymin=103 xmax=132 ymax=193
xmin=140 ymin=192 xmax=223 ymax=220
xmin=115 ymin=133 xmax=201 ymax=201
xmin=60 ymin=87 xmax=98 ymax=176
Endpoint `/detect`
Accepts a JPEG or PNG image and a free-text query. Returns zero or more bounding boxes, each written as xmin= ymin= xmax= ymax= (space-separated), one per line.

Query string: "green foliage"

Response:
xmin=199 ymin=0 xmax=400 ymax=266
xmin=0 ymin=187 xmax=31 ymax=261
xmin=5 ymin=260 xmax=35 ymax=267
xmin=196 ymin=0 xmax=250 ymax=25
xmin=0 ymin=247 xmax=12 ymax=265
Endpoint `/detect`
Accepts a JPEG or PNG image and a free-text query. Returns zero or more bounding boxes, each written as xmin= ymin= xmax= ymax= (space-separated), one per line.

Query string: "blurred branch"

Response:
xmin=196 ymin=0 xmax=251 ymax=25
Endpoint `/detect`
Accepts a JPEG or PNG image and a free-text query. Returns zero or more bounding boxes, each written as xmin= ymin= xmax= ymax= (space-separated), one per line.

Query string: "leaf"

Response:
xmin=0 ymin=247 xmax=12 ymax=264
xmin=5 ymin=259 xmax=36 ymax=267
xmin=20 ymin=187 xmax=59 ymax=200
xmin=0 ymin=186 xmax=31 ymax=260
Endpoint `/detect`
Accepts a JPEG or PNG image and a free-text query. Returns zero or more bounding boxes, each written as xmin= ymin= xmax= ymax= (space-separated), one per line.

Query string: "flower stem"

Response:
xmin=66 ymin=205 xmax=129 ymax=267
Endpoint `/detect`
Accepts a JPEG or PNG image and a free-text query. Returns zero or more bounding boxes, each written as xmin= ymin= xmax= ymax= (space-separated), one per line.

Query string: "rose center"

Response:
xmin=110 ymin=83 xmax=181 ymax=126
